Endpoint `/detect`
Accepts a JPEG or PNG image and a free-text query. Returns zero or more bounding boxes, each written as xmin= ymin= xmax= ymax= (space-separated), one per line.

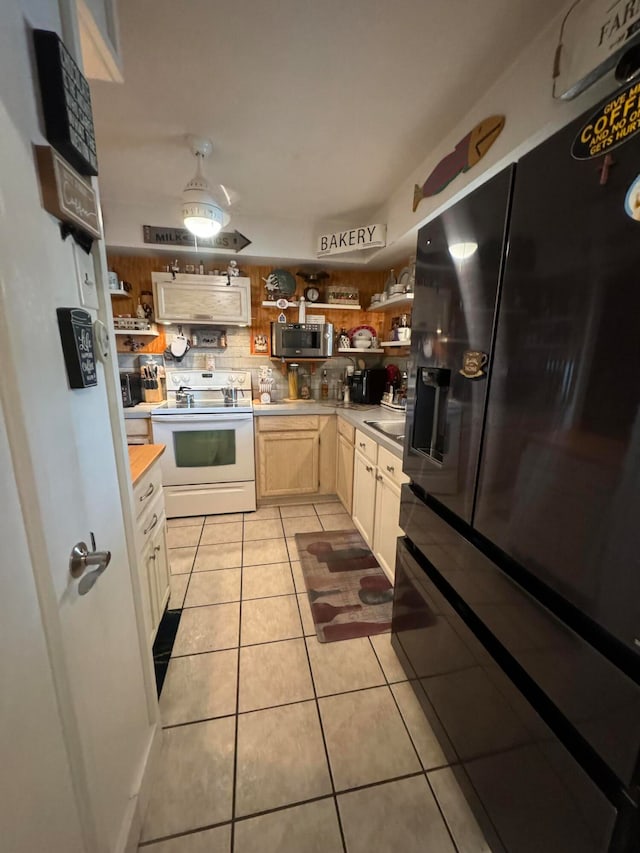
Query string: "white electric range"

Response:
xmin=151 ymin=369 xmax=256 ymax=517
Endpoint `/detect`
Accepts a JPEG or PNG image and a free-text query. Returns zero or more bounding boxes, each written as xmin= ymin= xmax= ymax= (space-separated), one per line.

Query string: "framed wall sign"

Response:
xmin=57 ymin=307 xmax=98 ymax=388
xmin=33 ymin=29 xmax=98 ymax=176
xmin=35 ymin=145 xmax=101 ymax=239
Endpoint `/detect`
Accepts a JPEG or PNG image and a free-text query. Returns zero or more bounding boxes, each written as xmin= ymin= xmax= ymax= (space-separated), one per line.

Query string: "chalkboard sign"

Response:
xmin=33 ymin=29 xmax=98 ymax=176
xmin=57 ymin=308 xmax=98 ymax=388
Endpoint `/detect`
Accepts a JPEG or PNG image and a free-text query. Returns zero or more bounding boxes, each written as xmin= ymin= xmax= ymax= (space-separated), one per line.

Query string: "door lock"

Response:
xmin=69 ymin=532 xmax=111 ymax=595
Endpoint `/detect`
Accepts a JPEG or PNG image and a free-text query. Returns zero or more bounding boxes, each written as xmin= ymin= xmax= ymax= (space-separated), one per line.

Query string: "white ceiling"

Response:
xmin=91 ymin=0 xmax=566 ymax=240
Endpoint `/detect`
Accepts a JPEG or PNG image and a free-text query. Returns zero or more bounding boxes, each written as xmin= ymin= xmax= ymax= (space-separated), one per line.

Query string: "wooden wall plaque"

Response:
xmin=36 ymin=145 xmax=101 ymax=239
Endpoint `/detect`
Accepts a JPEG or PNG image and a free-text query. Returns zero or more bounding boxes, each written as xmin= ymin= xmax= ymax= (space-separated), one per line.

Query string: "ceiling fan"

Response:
xmin=181 ymin=135 xmax=238 ymax=239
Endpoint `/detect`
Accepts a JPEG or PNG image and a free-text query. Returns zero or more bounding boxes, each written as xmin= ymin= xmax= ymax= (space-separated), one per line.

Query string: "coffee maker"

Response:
xmin=348 ymin=368 xmax=387 ymax=404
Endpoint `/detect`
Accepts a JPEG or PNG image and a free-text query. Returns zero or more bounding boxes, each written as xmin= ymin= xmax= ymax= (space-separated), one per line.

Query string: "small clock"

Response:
xmin=304 ymin=286 xmax=320 ymax=303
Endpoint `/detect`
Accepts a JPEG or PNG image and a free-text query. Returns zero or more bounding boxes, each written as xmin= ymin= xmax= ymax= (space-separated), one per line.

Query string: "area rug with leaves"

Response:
xmin=295 ymin=528 xmax=393 ymax=642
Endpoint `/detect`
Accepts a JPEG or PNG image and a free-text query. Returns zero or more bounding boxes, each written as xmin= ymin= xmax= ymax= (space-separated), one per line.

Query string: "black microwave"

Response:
xmin=271 ymin=322 xmax=334 ymax=358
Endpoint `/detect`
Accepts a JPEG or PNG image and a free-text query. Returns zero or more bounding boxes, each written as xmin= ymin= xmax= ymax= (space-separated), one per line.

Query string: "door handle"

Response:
xmin=69 ymin=532 xmax=111 ymax=595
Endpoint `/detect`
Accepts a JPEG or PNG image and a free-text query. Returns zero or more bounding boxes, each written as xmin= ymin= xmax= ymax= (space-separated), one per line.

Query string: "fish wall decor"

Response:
xmin=412 ymin=115 xmax=505 ymax=211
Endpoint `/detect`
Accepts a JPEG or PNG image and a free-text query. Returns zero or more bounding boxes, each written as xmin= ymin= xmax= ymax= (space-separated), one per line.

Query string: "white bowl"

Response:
xmin=354 ymin=338 xmax=371 ymax=349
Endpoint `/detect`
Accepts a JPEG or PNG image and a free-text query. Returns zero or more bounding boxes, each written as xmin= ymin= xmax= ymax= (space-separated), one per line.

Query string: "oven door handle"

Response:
xmin=151 ymin=414 xmax=253 ymax=424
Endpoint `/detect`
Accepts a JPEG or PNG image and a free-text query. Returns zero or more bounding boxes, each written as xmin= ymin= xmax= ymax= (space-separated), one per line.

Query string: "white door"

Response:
xmin=0 ymin=5 xmax=155 ymax=852
xmin=352 ymin=450 xmax=377 ymax=546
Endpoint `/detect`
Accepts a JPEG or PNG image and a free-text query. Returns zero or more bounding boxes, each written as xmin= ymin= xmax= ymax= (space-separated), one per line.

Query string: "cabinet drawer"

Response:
xmin=125 ymin=418 xmax=151 ymax=436
xmin=354 ymin=429 xmax=378 ymax=464
xmin=337 ymin=417 xmax=355 ymax=443
xmin=136 ymin=492 xmax=165 ymax=552
xmin=377 ymin=445 xmax=409 ymax=488
xmin=257 ymin=415 xmax=319 ymax=432
xmin=132 ymin=460 xmax=163 ymax=520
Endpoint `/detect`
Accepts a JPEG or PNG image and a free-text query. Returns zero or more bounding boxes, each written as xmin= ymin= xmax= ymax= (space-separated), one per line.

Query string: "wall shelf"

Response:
xmin=368 ymin=293 xmax=414 ymax=311
xmin=380 ymin=341 xmax=411 ymax=347
xmin=338 ymin=347 xmax=384 ymax=354
xmin=114 ymin=328 xmax=159 ymax=337
xmin=262 ymin=301 xmax=362 ymax=311
xmin=109 ymin=288 xmax=130 ymax=298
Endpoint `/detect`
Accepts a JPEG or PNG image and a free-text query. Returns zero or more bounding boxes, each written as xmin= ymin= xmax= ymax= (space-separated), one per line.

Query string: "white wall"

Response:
xmin=101 ymin=3 xmax=622 ymax=267
xmin=373 ymin=7 xmax=616 ymax=260
xmin=0 ymin=1 xmax=155 ymax=850
xmin=103 ymin=197 xmax=337 ymax=264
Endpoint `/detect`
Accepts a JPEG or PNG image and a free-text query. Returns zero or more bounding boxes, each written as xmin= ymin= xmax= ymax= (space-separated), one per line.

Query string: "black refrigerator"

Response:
xmin=392 ymin=92 xmax=640 ymax=852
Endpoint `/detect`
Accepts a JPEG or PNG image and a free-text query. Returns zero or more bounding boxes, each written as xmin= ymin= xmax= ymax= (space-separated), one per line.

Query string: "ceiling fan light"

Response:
xmin=181 ymin=140 xmax=230 ymax=238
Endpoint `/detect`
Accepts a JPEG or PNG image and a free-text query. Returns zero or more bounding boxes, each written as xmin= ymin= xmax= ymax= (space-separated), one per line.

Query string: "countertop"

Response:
xmin=123 ymin=400 xmax=407 ymax=458
xmin=253 ymin=401 xmax=407 ymax=458
xmin=128 ymin=444 xmax=165 ymax=486
xmin=123 ymin=402 xmax=160 ymax=419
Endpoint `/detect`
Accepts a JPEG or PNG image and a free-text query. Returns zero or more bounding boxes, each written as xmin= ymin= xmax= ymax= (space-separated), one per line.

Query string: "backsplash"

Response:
xmin=117 ymin=324 xmax=408 ymax=402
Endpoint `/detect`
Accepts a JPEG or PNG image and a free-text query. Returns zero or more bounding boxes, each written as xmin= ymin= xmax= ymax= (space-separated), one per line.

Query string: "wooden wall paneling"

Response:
xmin=106 ymin=252 xmax=403 ymax=355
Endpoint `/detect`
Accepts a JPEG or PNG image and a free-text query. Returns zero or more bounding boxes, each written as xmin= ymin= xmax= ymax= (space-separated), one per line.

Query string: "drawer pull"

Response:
xmin=148 ymin=552 xmax=156 ymax=564
xmin=143 ymin=513 xmax=159 ymax=535
xmin=154 ymin=545 xmax=161 ymax=553
xmin=139 ymin=482 xmax=155 ymax=502
xmin=366 ymin=465 xmax=373 ymax=473
xmin=359 ymin=442 xmax=366 ymax=448
xmin=386 ymin=465 xmax=395 ymax=473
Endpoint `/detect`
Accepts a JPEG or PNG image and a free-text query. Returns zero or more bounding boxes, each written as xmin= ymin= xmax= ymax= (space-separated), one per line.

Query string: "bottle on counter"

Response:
xmin=198 ymin=260 xmax=205 ymax=274
xmin=287 ymin=363 xmax=299 ymax=400
xmin=321 ymin=369 xmax=329 ymax=400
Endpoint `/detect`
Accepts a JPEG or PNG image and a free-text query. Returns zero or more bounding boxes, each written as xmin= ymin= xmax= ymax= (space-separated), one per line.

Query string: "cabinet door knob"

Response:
xmin=376 ymin=474 xmax=383 ymax=481
xmin=359 ymin=442 xmax=366 ymax=448
xmin=386 ymin=465 xmax=395 ymax=473
xmin=366 ymin=465 xmax=373 ymax=473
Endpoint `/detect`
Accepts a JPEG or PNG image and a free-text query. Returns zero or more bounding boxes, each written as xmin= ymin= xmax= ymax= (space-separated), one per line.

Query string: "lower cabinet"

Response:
xmin=255 ymin=415 xmax=336 ymax=500
xmin=373 ymin=471 xmax=403 ymax=580
xmin=125 ymin=417 xmax=153 ymax=445
xmin=134 ymin=458 xmax=170 ymax=644
xmin=351 ymin=431 xmax=409 ymax=581
xmin=352 ymin=449 xmax=377 ymax=545
xmin=336 ymin=431 xmax=355 ymax=514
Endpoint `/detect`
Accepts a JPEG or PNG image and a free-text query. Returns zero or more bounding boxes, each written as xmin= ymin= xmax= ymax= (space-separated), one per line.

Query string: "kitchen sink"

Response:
xmin=364 ymin=419 xmax=406 ymax=444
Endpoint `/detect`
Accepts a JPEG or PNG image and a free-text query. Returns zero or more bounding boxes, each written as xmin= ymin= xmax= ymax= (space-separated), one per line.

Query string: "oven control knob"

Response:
xmin=227 ymin=374 xmax=235 ymax=384
xmin=236 ymin=375 xmax=246 ymax=385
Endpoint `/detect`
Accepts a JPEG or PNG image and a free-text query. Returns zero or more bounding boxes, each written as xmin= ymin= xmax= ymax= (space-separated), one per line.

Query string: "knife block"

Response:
xmin=142 ymin=385 xmax=164 ymax=403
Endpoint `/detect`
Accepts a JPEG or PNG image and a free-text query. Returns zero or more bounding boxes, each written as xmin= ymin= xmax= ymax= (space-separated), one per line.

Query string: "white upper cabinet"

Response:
xmin=152 ymin=273 xmax=252 ymax=326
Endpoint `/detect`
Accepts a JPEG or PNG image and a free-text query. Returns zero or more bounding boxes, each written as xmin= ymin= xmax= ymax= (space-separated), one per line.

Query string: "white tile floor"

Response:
xmin=141 ymin=502 xmax=491 ymax=852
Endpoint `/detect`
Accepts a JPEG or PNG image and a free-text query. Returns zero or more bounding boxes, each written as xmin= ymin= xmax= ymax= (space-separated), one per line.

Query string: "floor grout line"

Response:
xmin=159 ymin=506 xmax=460 ymax=853
xmin=229 ymin=517 xmax=244 ymax=853
xmin=299 ymin=627 xmax=349 ymax=853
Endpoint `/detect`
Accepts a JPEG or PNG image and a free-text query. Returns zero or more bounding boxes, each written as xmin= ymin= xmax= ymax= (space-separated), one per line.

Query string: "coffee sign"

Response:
xmin=572 ymin=80 xmax=640 ymax=158
xmin=317 ymin=223 xmax=386 ymax=257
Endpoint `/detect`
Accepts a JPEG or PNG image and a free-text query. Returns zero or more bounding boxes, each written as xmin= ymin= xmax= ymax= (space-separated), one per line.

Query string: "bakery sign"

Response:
xmin=553 ymin=0 xmax=640 ymax=99
xmin=317 ymin=223 xmax=386 ymax=257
